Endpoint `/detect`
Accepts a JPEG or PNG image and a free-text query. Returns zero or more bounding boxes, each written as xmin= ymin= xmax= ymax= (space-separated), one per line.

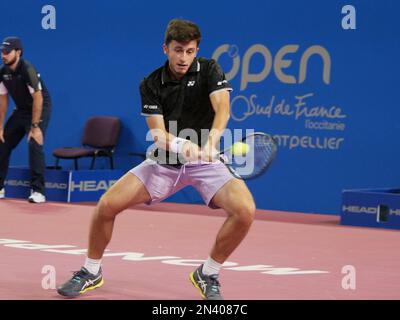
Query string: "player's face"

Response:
xmin=1 ymin=49 xmax=18 ymax=66
xmin=163 ymin=40 xmax=199 ymax=79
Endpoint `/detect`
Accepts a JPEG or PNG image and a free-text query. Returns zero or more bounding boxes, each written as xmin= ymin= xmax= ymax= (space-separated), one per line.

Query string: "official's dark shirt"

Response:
xmin=0 ymin=59 xmax=51 ymax=115
xmin=140 ymin=57 xmax=232 ymax=165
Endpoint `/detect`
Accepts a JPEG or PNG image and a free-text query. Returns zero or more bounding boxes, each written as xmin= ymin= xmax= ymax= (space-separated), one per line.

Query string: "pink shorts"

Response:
xmin=129 ymin=159 xmax=235 ymax=209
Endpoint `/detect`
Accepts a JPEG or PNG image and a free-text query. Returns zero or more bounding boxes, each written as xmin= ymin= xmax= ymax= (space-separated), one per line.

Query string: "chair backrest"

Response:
xmin=81 ymin=116 xmax=121 ymax=149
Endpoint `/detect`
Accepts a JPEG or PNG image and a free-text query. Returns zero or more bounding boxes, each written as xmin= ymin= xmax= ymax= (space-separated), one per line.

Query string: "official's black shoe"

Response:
xmin=189 ymin=264 xmax=223 ymax=300
xmin=57 ymin=267 xmax=104 ymax=298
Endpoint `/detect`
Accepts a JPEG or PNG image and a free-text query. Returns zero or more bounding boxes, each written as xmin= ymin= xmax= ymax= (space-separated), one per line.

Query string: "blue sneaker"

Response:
xmin=57 ymin=267 xmax=104 ymax=298
xmin=189 ymin=264 xmax=223 ymax=300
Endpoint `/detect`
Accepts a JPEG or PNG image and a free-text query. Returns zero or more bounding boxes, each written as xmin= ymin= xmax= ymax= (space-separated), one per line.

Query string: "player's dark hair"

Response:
xmin=164 ymin=19 xmax=202 ymax=46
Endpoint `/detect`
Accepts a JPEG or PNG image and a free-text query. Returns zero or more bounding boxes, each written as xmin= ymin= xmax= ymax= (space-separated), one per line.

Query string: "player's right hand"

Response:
xmin=182 ymin=141 xmax=202 ymax=162
xmin=200 ymin=143 xmax=219 ymax=163
xmin=0 ymin=128 xmax=4 ymax=143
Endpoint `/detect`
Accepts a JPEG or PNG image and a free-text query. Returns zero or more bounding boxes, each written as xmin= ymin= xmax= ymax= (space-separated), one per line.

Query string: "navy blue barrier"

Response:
xmin=1 ymin=1 xmax=399 ymax=214
xmin=5 ymin=167 xmax=69 ymax=201
xmin=341 ymin=189 xmax=400 ymax=230
xmin=68 ymin=170 xmax=124 ymax=202
xmin=4 ymin=167 xmax=124 ymax=203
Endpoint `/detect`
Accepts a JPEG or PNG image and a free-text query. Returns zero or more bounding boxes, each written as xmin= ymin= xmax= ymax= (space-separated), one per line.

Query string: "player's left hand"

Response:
xmin=201 ymin=143 xmax=219 ymax=162
xmin=28 ymin=127 xmax=44 ymax=145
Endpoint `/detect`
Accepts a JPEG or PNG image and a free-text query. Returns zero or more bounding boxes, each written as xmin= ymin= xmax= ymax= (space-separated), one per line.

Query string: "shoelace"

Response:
xmin=209 ymin=275 xmax=221 ymax=293
xmin=71 ymin=269 xmax=89 ymax=282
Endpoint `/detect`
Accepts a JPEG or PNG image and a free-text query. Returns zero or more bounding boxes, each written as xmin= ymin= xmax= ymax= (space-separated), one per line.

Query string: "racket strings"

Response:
xmin=224 ymin=134 xmax=276 ymax=179
xmin=243 ymin=135 xmax=276 ymax=178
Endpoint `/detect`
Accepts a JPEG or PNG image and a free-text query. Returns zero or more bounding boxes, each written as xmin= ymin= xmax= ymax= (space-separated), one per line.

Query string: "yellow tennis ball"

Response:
xmin=231 ymin=142 xmax=250 ymax=156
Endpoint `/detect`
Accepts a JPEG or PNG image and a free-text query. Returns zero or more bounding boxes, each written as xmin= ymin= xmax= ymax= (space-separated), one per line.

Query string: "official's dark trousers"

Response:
xmin=0 ymin=108 xmax=51 ymax=195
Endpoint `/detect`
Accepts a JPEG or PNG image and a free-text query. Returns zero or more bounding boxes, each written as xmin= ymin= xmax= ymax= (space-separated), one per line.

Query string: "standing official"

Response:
xmin=0 ymin=37 xmax=52 ymax=203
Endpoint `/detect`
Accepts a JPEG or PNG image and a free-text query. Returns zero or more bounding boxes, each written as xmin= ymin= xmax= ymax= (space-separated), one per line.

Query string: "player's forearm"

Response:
xmin=207 ymin=90 xmax=231 ymax=149
xmin=151 ymin=129 xmax=177 ymax=150
xmin=31 ymin=92 xmax=43 ymax=125
xmin=147 ymin=116 xmax=198 ymax=152
xmin=159 ymin=131 xmax=202 ymax=155
xmin=206 ymin=108 xmax=230 ymax=149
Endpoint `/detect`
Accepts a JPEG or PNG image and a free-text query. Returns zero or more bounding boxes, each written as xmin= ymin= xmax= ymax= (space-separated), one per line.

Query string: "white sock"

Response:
xmin=84 ymin=257 xmax=102 ymax=275
xmin=202 ymin=257 xmax=222 ymax=276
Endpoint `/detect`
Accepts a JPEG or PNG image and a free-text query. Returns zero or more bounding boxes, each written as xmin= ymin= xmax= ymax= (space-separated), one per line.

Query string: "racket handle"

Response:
xmin=218 ymin=154 xmax=229 ymax=163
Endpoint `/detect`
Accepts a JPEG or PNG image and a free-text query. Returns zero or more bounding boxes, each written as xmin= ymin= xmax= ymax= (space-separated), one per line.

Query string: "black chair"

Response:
xmin=53 ymin=116 xmax=121 ymax=170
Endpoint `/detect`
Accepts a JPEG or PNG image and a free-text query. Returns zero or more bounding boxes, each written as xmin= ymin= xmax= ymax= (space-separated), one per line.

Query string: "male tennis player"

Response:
xmin=58 ymin=19 xmax=255 ymax=300
xmin=0 ymin=37 xmax=51 ymax=203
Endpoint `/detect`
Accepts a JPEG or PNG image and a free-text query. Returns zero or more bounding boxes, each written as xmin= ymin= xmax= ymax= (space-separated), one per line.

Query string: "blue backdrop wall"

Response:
xmin=1 ymin=0 xmax=399 ymax=214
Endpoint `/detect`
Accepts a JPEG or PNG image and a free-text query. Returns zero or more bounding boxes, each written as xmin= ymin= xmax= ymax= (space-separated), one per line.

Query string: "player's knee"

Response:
xmin=97 ymin=194 xmax=120 ymax=218
xmin=235 ymin=202 xmax=256 ymax=226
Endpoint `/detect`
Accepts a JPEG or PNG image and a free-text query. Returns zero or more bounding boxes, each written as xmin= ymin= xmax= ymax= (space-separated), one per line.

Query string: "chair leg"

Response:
xmin=74 ymin=159 xmax=79 ymax=170
xmin=109 ymin=156 xmax=114 ymax=169
xmin=90 ymin=156 xmax=96 ymax=170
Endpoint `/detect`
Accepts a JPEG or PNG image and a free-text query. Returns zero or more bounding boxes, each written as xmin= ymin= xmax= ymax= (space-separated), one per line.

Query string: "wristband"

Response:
xmin=170 ymin=137 xmax=189 ymax=154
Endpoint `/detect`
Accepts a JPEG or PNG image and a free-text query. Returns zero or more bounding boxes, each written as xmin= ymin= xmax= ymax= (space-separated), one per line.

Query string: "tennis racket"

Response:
xmin=218 ymin=132 xmax=277 ymax=180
